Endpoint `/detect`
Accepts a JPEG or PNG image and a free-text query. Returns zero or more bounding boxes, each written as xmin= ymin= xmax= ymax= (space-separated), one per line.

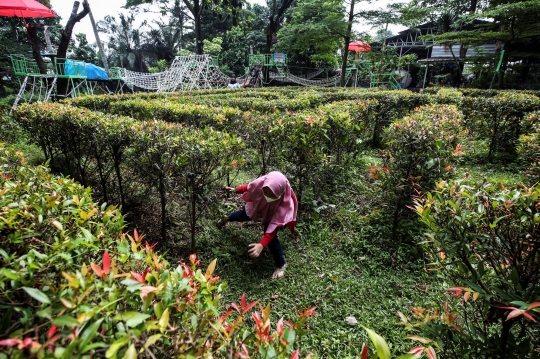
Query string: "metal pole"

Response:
xmin=39 ymin=20 xmax=54 ymax=53
xmin=422 ymin=64 xmax=428 ymax=88
xmin=84 ymin=0 xmax=110 ymax=77
xmin=490 ymin=49 xmax=505 ymax=89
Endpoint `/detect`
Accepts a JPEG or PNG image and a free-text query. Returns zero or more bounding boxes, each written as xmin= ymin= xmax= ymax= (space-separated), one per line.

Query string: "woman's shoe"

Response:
xmin=271 ymin=263 xmax=287 ymax=280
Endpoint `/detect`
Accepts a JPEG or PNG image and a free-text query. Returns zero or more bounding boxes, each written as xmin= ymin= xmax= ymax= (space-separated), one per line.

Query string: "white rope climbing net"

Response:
xmin=119 ymin=55 xmax=231 ymax=91
xmin=117 ymin=54 xmax=350 ymax=91
xmin=267 ymin=67 xmax=351 ymax=87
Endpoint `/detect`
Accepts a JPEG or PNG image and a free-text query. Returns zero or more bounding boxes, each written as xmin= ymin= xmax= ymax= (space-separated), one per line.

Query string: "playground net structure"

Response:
xmin=10 ymin=53 xmax=361 ymax=110
xmin=119 ymin=54 xmax=351 ymax=90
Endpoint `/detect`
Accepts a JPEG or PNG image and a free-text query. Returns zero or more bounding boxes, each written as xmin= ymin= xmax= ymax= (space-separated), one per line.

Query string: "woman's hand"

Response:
xmin=248 ymin=243 xmax=263 ymax=258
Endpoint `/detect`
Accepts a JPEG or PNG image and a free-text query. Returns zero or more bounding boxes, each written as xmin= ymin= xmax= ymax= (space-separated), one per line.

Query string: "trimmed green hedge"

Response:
xmin=461 ymin=92 xmax=540 ymax=161
xmin=0 ymin=143 xmax=314 ymax=359
xmin=12 ymin=103 xmax=244 ymax=247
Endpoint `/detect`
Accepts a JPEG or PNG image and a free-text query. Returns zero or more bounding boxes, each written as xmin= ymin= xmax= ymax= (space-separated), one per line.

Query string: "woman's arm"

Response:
xmin=235 ymin=184 xmax=248 ymax=193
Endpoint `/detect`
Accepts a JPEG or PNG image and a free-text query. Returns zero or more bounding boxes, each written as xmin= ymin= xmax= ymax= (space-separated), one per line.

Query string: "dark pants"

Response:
xmin=228 ymin=208 xmax=286 ymax=268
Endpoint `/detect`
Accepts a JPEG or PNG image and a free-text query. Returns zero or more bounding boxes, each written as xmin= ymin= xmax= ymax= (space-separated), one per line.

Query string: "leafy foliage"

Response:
xmin=413 ymin=179 xmax=540 ymax=357
xmin=517 ymin=111 xmax=540 ymax=185
xmin=461 ymin=92 xmax=540 ymax=162
xmin=0 ymin=143 xmax=315 ymax=358
xmin=380 ymin=104 xmax=467 ymax=239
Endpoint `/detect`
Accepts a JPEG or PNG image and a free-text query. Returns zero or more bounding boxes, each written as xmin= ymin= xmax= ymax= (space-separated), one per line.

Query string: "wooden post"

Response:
xmin=84 ymin=0 xmax=110 ymax=77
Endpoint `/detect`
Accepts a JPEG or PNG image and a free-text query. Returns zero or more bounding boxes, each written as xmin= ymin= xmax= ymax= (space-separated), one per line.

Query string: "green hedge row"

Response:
xmin=0 ymin=143 xmax=314 ymax=359
xmin=70 ymin=88 xmax=540 ymax=160
xmin=12 ymin=103 xmax=244 ymax=248
xmin=518 ymin=111 xmax=540 ymax=184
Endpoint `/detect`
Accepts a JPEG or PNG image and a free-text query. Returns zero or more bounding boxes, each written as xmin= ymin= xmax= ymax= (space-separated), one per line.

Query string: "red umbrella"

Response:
xmin=0 ymin=0 xmax=56 ymax=18
xmin=348 ymin=41 xmax=371 ymax=53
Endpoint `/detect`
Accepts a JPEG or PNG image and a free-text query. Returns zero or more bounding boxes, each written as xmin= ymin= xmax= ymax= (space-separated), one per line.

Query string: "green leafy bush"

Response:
xmin=380 ymin=104 xmax=467 ymax=239
xmin=11 ymin=103 xmax=244 ymax=248
xmin=517 ymin=111 xmax=540 ymax=185
xmin=461 ymin=92 xmax=540 ymax=162
xmin=412 ymin=179 xmax=540 ymax=358
xmin=0 ymin=143 xmax=316 ymax=358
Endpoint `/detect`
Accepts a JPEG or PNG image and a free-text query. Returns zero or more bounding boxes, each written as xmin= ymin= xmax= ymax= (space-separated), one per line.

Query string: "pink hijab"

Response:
xmin=242 ymin=171 xmax=298 ymax=234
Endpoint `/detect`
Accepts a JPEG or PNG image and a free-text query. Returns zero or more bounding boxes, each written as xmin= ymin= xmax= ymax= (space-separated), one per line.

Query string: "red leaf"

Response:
xmin=47 ymin=325 xmax=58 ymax=339
xmin=131 ymin=271 xmax=145 ymax=283
xmin=142 ymin=267 xmax=151 ymax=281
xmin=522 ymin=312 xmax=537 ymax=322
xmin=290 ymin=349 xmax=300 ymax=359
xmin=252 ymin=311 xmax=263 ymax=327
xmin=301 ymin=306 xmax=317 ymax=317
xmin=134 ymin=229 xmax=140 ymax=242
xmin=528 ymin=302 xmax=540 ymax=310
xmin=498 ymin=306 xmax=518 ymax=311
xmin=90 ymin=263 xmax=103 ymax=278
xmin=48 ymin=334 xmax=61 ymax=345
xmin=102 ymin=251 xmax=110 ymax=275
xmin=426 ymin=346 xmax=437 ymax=359
xmin=230 ymin=302 xmax=240 ymax=313
xmin=242 ymin=301 xmax=257 ymax=315
xmin=145 ymin=241 xmax=157 ymax=250
xmin=241 ymin=293 xmax=247 ymax=309
xmin=361 ymin=343 xmax=368 ymax=359
xmin=409 ymin=346 xmax=424 ymax=355
xmin=506 ymin=309 xmax=524 ymax=321
xmin=22 ymin=338 xmax=32 ymax=348
xmin=236 ymin=343 xmax=249 ymax=358
xmin=0 ymin=338 xmax=20 ymax=346
xmin=189 ymin=254 xmax=197 ymax=265
xmin=276 ymin=318 xmax=284 ymax=336
xmin=446 ymin=287 xmax=463 ymax=296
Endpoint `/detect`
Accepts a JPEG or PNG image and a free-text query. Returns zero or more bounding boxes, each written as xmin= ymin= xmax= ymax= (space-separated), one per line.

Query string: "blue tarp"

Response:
xmin=65 ymin=60 xmax=109 ymax=80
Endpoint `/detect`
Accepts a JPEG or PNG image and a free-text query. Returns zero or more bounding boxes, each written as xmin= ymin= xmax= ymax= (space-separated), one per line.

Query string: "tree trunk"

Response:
xmin=378 ymin=22 xmax=389 ymax=80
xmin=340 ymin=0 xmax=355 ymax=87
xmin=25 ymin=23 xmax=47 ymax=74
xmin=193 ymin=1 xmax=203 ymax=54
xmin=264 ymin=22 xmax=276 ymax=83
xmin=85 ymin=0 xmax=110 ymax=76
xmin=499 ymin=319 xmax=515 ymax=356
xmin=449 ymin=45 xmax=464 ymax=86
xmin=56 ymin=1 xmax=90 ymax=97
xmin=265 ymin=0 xmax=278 ymax=54
xmin=497 ymin=49 xmax=508 ymax=90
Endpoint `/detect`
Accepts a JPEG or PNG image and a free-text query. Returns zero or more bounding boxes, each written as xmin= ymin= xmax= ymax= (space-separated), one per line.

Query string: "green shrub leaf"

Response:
xmin=22 ymin=287 xmax=50 ymax=304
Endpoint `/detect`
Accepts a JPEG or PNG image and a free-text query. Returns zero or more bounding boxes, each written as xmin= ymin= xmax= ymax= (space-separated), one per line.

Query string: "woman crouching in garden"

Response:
xmin=218 ymin=171 xmax=297 ymax=279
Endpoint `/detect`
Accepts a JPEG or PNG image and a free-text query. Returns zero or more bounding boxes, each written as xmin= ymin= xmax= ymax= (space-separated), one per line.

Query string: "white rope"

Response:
xmin=119 ymin=55 xmax=234 ymax=91
xmin=269 ymin=67 xmax=347 ymax=87
xmin=306 ymin=69 xmax=324 ymax=79
xmin=117 ymin=55 xmax=347 ymax=90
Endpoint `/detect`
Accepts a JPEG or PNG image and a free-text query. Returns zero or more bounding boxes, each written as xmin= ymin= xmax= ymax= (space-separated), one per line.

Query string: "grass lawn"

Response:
xmin=4 ymin=136 xmax=530 ymax=358
xmin=190 ymin=150 xmax=529 ymax=358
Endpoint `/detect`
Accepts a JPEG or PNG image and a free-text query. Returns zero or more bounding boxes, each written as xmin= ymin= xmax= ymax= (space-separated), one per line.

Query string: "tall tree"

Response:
xmin=274 ymin=0 xmax=345 ymax=68
xmin=219 ymin=4 xmax=267 ymax=75
xmin=339 ymin=0 xmax=356 ymax=86
xmin=421 ymin=0 xmax=540 ymax=88
xmin=69 ymin=33 xmax=98 ymax=63
xmin=144 ymin=18 xmax=186 ymax=62
xmin=97 ymin=13 xmax=149 ymax=71
xmin=125 ymin=0 xmax=243 ymax=55
xmin=264 ymin=0 xmax=296 ymax=54
xmin=359 ymin=4 xmax=414 ymax=80
xmin=55 ymin=1 xmax=90 ymax=97
xmin=56 ymin=1 xmax=90 ymax=59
